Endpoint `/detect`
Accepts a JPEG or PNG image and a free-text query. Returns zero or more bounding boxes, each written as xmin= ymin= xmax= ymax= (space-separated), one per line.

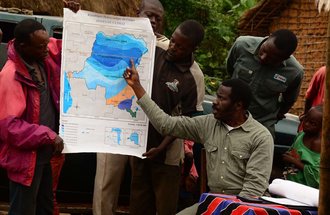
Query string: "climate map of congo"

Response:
xmin=60 ymin=8 xmax=155 ymax=156
xmin=63 ymin=32 xmax=148 ymax=120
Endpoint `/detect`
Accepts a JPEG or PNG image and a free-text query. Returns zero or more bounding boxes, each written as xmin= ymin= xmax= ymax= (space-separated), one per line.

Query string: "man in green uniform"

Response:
xmin=227 ymin=29 xmax=304 ymax=137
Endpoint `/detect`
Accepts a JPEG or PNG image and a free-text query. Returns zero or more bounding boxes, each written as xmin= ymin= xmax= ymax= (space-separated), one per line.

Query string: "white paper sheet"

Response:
xmin=260 ymin=196 xmax=310 ymax=206
xmin=268 ymin=178 xmax=319 ymax=207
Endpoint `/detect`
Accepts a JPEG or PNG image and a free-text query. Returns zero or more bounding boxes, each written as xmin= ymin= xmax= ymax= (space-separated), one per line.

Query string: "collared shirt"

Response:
xmin=227 ymin=36 xmax=304 ymax=135
xmin=138 ymin=94 xmax=274 ymax=197
xmin=148 ymin=47 xmax=204 ymax=165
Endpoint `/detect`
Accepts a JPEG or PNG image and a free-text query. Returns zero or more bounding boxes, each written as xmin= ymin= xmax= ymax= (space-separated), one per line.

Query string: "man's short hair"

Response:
xmin=221 ymin=79 xmax=252 ymax=110
xmin=178 ymin=20 xmax=204 ymax=47
xmin=139 ymin=0 xmax=164 ymax=11
xmin=14 ymin=19 xmax=46 ymax=44
xmin=270 ymin=29 xmax=297 ymax=57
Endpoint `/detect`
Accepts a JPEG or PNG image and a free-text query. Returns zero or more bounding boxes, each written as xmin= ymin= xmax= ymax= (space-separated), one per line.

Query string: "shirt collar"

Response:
xmin=246 ymin=36 xmax=268 ymax=55
xmin=20 ymin=57 xmax=36 ymax=75
xmin=239 ymin=112 xmax=254 ymax=132
xmin=248 ymin=36 xmax=287 ymax=68
xmin=21 ymin=58 xmax=46 ymax=88
xmin=218 ymin=111 xmax=254 ymax=132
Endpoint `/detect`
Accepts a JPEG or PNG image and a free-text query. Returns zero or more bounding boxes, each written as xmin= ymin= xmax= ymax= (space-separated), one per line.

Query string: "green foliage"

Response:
xmin=160 ymin=0 xmax=257 ymax=95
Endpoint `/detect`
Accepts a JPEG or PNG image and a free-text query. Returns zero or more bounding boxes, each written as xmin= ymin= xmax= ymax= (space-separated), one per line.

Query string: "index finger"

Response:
xmin=130 ymin=58 xmax=135 ymax=69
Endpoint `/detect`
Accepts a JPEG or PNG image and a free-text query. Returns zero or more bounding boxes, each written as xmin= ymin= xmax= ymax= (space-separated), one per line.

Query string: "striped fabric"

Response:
xmin=197 ymin=193 xmax=318 ymax=215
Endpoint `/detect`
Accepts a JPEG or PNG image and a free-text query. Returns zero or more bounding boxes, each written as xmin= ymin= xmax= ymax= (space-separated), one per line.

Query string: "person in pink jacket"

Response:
xmin=0 ymin=19 xmax=64 ymax=214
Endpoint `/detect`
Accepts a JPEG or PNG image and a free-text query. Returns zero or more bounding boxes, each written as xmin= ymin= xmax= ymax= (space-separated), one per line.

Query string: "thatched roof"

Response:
xmin=0 ymin=0 xmax=140 ymax=16
xmin=238 ymin=0 xmax=292 ymax=36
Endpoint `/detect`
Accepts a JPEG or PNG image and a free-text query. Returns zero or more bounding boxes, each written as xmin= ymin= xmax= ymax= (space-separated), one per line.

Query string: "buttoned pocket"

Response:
xmin=205 ymin=145 xmax=218 ymax=153
xmin=234 ymin=65 xmax=254 ymax=82
xmin=231 ymin=149 xmax=251 ymax=171
xmin=258 ymin=79 xmax=287 ymax=98
xmin=231 ymin=150 xmax=250 ymax=160
xmin=204 ymin=144 xmax=218 ymax=169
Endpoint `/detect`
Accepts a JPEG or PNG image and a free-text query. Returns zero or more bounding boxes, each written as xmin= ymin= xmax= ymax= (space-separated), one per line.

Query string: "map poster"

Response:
xmin=60 ymin=8 xmax=156 ymax=158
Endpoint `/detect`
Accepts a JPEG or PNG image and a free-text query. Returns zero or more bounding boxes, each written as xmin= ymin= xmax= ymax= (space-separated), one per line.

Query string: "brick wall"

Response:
xmin=269 ymin=0 xmax=328 ymax=115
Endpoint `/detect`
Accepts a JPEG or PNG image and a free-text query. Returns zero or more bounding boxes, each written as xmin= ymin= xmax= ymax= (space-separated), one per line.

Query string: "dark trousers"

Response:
xmin=129 ymin=158 xmax=181 ymax=215
xmin=9 ymin=163 xmax=53 ymax=215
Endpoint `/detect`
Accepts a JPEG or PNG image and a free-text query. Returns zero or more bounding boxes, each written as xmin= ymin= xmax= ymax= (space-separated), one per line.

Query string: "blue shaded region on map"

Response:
xmin=129 ymin=132 xmax=139 ymax=145
xmin=71 ymin=65 xmax=128 ymax=98
xmin=62 ymin=32 xmax=148 ymax=113
xmin=112 ymin=128 xmax=122 ymax=145
xmin=118 ymin=96 xmax=134 ymax=110
xmin=63 ymin=73 xmax=73 ymax=113
xmin=91 ymin=32 xmax=147 ymax=69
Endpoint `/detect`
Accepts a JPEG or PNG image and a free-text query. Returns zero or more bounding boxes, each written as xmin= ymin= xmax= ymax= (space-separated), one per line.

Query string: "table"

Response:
xmin=197 ymin=193 xmax=318 ymax=215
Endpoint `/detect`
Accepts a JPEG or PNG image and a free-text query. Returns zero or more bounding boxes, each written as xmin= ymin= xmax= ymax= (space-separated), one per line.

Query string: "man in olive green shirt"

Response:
xmin=123 ymin=61 xmax=273 ymax=212
xmin=227 ymin=29 xmax=303 ymax=137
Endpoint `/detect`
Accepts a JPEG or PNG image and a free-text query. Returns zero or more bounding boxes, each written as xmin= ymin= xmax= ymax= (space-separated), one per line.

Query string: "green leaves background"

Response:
xmin=160 ymin=0 xmax=257 ymax=94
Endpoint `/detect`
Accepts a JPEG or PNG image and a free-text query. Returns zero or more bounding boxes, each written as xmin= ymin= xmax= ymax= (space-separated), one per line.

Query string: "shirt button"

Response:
xmin=224 ymin=147 xmax=227 ymax=150
xmin=220 ymin=176 xmax=224 ymax=179
xmin=221 ymin=161 xmax=225 ymax=164
xmin=222 ymin=190 xmax=225 ymax=193
xmin=239 ymin=155 xmax=242 ymax=158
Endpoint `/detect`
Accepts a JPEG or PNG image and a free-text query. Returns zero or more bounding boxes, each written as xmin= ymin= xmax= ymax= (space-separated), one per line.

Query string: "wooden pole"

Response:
xmin=318 ymin=11 xmax=330 ymax=215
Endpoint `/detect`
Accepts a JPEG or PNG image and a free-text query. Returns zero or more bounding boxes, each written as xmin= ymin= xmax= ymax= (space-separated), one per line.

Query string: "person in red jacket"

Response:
xmin=297 ymin=66 xmax=325 ymax=132
xmin=0 ymin=19 xmax=64 ymax=215
xmin=304 ymin=66 xmax=325 ymax=114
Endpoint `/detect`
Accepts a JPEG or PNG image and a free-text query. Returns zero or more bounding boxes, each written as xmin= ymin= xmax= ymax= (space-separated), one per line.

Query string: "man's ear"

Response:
xmin=235 ymin=101 xmax=244 ymax=110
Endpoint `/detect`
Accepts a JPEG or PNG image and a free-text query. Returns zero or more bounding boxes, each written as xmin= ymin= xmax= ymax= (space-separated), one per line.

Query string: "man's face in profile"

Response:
xmin=20 ymin=30 xmax=50 ymax=61
xmin=165 ymin=28 xmax=195 ymax=62
xmin=258 ymin=37 xmax=289 ymax=66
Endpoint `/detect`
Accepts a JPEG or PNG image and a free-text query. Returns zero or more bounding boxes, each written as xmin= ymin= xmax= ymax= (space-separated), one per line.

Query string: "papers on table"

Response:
xmin=260 ymin=196 xmax=311 ymax=207
xmin=262 ymin=178 xmax=319 ymax=207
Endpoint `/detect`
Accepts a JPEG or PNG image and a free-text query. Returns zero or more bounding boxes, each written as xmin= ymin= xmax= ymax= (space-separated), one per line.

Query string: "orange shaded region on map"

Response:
xmin=67 ymin=71 xmax=73 ymax=78
xmin=106 ymin=85 xmax=135 ymax=106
